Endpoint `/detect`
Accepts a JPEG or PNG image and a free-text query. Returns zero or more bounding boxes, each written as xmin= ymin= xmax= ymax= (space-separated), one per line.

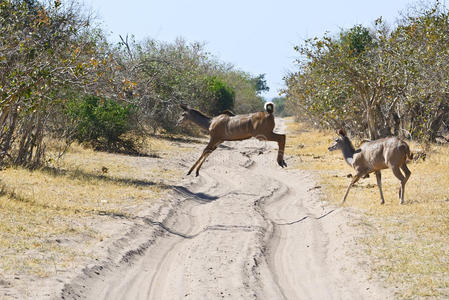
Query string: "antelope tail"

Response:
xmin=264 ymin=102 xmax=274 ymax=114
xmin=399 ymin=142 xmax=413 ymax=160
xmin=405 ymin=145 xmax=413 ymax=160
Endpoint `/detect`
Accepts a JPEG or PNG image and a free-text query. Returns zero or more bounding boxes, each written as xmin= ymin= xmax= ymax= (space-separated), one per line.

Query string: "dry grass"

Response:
xmin=286 ymin=118 xmax=449 ymax=299
xmin=0 ymin=136 xmax=188 ymax=278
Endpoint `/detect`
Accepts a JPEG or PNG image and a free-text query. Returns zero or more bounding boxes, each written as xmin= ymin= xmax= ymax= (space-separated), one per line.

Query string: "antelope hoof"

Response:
xmin=195 ymin=171 xmax=200 ymax=177
xmin=278 ymin=159 xmax=287 ymax=168
xmin=187 ymin=171 xmax=192 ymax=176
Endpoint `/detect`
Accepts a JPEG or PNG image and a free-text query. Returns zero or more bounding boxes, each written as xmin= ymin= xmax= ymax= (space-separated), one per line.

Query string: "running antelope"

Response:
xmin=177 ymin=103 xmax=287 ymax=176
xmin=328 ymin=129 xmax=412 ymax=205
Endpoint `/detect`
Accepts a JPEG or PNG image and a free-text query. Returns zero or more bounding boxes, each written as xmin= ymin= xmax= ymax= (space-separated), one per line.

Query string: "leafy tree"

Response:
xmin=340 ymin=24 xmax=374 ymax=55
xmin=388 ymin=3 xmax=449 ymax=143
xmin=285 ymin=1 xmax=449 ymax=145
xmin=219 ymin=71 xmax=265 ymax=113
xmin=202 ymin=76 xmax=235 ymax=115
xmin=287 ymin=24 xmax=383 ymax=138
xmin=0 ymin=0 xmax=103 ymax=166
xmin=253 ymin=74 xmax=270 ymax=95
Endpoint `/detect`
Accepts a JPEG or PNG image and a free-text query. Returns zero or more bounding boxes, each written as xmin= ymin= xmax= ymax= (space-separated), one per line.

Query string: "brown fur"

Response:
xmin=329 ymin=130 xmax=412 ymax=205
xmin=220 ymin=109 xmax=236 ymax=116
xmin=178 ymin=104 xmax=287 ymax=176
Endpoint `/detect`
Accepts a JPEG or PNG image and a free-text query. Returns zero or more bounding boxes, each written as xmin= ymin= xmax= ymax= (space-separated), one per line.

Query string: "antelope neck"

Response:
xmin=190 ymin=110 xmax=211 ymax=131
xmin=341 ymin=137 xmax=356 ymax=166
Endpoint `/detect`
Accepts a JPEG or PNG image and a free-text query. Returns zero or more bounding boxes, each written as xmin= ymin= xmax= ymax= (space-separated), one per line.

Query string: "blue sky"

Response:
xmin=86 ymin=0 xmax=419 ymax=99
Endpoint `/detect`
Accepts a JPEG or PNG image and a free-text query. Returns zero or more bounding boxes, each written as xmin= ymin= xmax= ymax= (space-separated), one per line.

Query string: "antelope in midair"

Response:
xmin=177 ymin=102 xmax=287 ymax=176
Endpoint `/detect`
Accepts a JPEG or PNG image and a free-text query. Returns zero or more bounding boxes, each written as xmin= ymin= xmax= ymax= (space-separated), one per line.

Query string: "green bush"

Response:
xmin=202 ymin=76 xmax=235 ymax=115
xmin=66 ymin=95 xmax=136 ymax=152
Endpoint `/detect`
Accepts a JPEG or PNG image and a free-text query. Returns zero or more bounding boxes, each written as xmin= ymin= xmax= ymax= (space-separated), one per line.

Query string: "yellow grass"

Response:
xmin=0 ymin=136 xmax=187 ymax=278
xmin=286 ymin=118 xmax=449 ymax=298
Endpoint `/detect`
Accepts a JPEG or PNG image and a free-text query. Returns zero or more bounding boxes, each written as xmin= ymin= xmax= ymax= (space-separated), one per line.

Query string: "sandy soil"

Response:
xmin=8 ymin=119 xmax=391 ymax=299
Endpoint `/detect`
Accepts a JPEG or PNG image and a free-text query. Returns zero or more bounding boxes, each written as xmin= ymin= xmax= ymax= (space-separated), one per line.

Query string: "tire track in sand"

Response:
xmin=62 ymin=119 xmax=390 ymax=300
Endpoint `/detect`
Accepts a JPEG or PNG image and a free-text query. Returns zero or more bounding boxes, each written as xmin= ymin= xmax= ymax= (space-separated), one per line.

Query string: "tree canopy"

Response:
xmin=285 ymin=1 xmax=449 ymax=145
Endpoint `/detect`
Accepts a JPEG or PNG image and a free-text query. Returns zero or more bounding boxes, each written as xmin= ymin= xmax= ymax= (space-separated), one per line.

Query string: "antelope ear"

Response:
xmin=338 ymin=129 xmax=346 ymax=137
xmin=179 ymin=104 xmax=188 ymax=111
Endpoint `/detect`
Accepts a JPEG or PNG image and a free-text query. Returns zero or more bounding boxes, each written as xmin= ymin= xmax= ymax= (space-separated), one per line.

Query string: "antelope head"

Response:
xmin=176 ymin=104 xmax=191 ymax=127
xmin=328 ymin=129 xmax=347 ymax=151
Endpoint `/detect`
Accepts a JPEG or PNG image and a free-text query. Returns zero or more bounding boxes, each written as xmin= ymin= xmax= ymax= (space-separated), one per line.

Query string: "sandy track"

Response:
xmin=61 ymin=119 xmax=389 ymax=300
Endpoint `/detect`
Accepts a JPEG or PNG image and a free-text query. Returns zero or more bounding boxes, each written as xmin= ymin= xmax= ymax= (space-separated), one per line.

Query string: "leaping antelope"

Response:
xmin=177 ymin=102 xmax=287 ymax=176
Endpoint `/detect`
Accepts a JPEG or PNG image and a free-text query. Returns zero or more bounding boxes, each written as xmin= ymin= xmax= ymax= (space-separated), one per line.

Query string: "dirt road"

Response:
xmin=61 ymin=119 xmax=389 ymax=299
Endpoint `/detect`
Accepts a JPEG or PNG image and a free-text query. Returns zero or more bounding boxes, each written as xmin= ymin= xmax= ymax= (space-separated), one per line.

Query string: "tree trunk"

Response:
xmin=429 ymin=113 xmax=445 ymax=142
xmin=392 ymin=112 xmax=400 ymax=136
xmin=366 ymin=106 xmax=378 ymax=140
xmin=15 ymin=113 xmax=36 ymax=166
xmin=0 ymin=105 xmax=18 ymax=163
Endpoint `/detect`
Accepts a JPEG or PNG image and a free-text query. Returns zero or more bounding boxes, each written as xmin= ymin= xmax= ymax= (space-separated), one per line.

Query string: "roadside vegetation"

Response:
xmin=286 ymin=1 xmax=449 ymax=299
xmin=0 ymin=0 xmax=265 ymax=288
xmin=0 ymin=136 xmax=191 ymax=279
xmin=284 ymin=1 xmax=449 ymax=146
xmin=0 ymin=0 xmax=268 ymax=168
xmin=283 ymin=2 xmax=449 ymax=297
